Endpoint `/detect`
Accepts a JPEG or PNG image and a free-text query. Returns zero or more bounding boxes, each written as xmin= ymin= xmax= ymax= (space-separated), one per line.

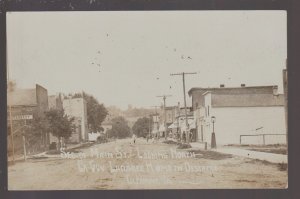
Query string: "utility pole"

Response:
xmin=156 ymin=95 xmax=172 ymax=140
xmin=170 ymin=72 xmax=197 ymax=143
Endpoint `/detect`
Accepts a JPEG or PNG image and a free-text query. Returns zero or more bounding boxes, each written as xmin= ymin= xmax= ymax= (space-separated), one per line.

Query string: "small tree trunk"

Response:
xmin=57 ymin=136 xmax=61 ymax=151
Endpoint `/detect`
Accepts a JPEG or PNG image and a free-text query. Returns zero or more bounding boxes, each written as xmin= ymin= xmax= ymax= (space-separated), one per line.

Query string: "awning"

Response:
xmin=168 ymin=122 xmax=179 ymax=129
xmin=180 ymin=118 xmax=196 ymax=131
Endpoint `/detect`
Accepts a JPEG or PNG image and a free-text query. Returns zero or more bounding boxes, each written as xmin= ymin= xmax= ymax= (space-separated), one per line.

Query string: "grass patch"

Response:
xmin=235 ymin=179 xmax=257 ymax=183
xmin=46 ymin=148 xmax=81 ymax=155
xmin=177 ymin=143 xmax=192 ymax=149
xmin=163 ymin=140 xmax=179 ymax=145
xmin=28 ymin=156 xmax=48 ymax=160
xmin=189 ymin=149 xmax=233 ymax=160
xmin=249 ymin=148 xmax=287 ymax=155
xmin=72 ymin=142 xmax=95 ymax=150
xmin=278 ymin=162 xmax=288 ymax=171
xmin=225 ymin=144 xmax=287 ymax=148
xmin=245 ymin=158 xmax=288 ymax=171
xmin=244 ymin=158 xmax=274 ymax=166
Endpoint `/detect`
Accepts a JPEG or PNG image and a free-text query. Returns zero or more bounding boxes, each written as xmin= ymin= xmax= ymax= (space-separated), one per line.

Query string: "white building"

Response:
xmin=63 ymin=97 xmax=88 ymax=143
xmin=190 ymin=85 xmax=286 ymax=145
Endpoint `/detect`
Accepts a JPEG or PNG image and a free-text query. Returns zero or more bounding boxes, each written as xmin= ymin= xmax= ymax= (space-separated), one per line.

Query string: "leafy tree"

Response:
xmin=132 ymin=117 xmax=153 ymax=138
xmin=108 ymin=116 xmax=131 ymax=138
xmin=45 ymin=109 xmax=75 ymax=140
xmin=72 ymin=92 xmax=108 ymax=132
xmin=27 ymin=115 xmax=49 ymax=147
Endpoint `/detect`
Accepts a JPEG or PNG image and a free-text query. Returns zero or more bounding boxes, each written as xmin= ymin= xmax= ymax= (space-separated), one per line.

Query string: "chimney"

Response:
xmin=241 ymin=84 xmax=246 ymax=87
xmin=220 ymin=84 xmax=225 ymax=88
xmin=273 ymin=85 xmax=278 ymax=95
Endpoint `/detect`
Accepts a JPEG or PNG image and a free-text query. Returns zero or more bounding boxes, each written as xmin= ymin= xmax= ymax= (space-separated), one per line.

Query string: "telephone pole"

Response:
xmin=156 ymin=95 xmax=172 ymax=140
xmin=170 ymin=72 xmax=197 ymax=143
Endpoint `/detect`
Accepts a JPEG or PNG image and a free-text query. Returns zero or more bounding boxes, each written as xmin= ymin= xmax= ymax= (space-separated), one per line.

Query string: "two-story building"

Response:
xmin=189 ymin=85 xmax=286 ymax=145
xmin=7 ymin=84 xmax=49 ymax=153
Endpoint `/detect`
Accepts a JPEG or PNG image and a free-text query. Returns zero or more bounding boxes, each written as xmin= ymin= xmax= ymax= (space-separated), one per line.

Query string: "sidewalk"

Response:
xmin=216 ymin=147 xmax=287 ymax=164
xmin=190 ymin=142 xmax=287 ymax=164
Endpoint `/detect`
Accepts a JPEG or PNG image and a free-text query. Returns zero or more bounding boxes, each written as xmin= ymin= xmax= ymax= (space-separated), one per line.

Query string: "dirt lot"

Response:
xmin=8 ymin=138 xmax=287 ymax=190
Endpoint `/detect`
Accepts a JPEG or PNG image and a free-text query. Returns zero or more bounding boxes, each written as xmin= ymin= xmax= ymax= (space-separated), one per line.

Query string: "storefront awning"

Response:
xmin=180 ymin=118 xmax=196 ymax=131
xmin=168 ymin=122 xmax=179 ymax=129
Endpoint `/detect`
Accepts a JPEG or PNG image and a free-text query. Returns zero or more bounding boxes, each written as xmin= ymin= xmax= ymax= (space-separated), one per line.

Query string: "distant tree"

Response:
xmin=45 ymin=109 xmax=75 ymax=141
xmin=72 ymin=92 xmax=108 ymax=132
xmin=108 ymin=116 xmax=131 ymax=138
xmin=132 ymin=117 xmax=153 ymax=138
xmin=123 ymin=107 xmax=155 ymax=118
xmin=7 ymin=80 xmax=16 ymax=92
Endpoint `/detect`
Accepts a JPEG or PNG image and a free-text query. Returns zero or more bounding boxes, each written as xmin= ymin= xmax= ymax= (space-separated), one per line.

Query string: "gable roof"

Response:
xmin=211 ymin=93 xmax=284 ymax=107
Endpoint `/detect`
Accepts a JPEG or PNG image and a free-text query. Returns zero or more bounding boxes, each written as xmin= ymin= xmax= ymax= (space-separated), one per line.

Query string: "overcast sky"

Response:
xmin=7 ymin=11 xmax=287 ymax=110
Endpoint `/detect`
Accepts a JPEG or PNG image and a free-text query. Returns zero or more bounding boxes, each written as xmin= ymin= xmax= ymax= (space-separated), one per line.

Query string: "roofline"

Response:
xmin=188 ymin=85 xmax=278 ymax=96
xmin=212 ymin=104 xmax=284 ymax=108
xmin=36 ymin=84 xmax=47 ymax=91
xmin=7 ymin=104 xmax=38 ymax=107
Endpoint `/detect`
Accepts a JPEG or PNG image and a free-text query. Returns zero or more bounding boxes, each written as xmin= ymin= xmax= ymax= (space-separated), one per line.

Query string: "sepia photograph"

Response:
xmin=6 ymin=11 xmax=287 ymax=190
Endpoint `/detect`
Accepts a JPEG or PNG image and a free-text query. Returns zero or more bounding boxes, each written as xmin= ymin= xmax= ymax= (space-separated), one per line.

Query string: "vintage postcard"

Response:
xmin=6 ymin=11 xmax=287 ymax=190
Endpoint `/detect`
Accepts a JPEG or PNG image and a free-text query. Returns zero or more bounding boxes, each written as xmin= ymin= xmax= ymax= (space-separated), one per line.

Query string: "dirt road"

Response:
xmin=8 ymin=138 xmax=287 ymax=190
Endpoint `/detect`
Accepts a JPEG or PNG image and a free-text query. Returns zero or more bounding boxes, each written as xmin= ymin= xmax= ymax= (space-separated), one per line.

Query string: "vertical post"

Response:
xmin=283 ymin=68 xmax=288 ymax=148
xmin=240 ymin=135 xmax=242 ymax=145
xmin=201 ymin=125 xmax=203 ymax=142
xmin=262 ymin=134 xmax=265 ymax=145
xmin=23 ymin=135 xmax=27 ymax=161
xmin=211 ymin=117 xmax=216 ymax=149
xmin=60 ymin=136 xmax=63 ymax=151
xmin=149 ymin=115 xmax=151 ymax=138
xmin=163 ymin=96 xmax=167 ymax=140
xmin=182 ymin=73 xmax=190 ymax=144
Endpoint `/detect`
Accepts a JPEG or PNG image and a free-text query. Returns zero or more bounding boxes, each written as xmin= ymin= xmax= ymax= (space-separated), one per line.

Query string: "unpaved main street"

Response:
xmin=8 ymin=138 xmax=287 ymax=190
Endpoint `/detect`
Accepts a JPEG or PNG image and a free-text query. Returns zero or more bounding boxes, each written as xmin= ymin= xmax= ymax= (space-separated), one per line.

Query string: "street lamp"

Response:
xmin=211 ymin=116 xmax=216 ymax=149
